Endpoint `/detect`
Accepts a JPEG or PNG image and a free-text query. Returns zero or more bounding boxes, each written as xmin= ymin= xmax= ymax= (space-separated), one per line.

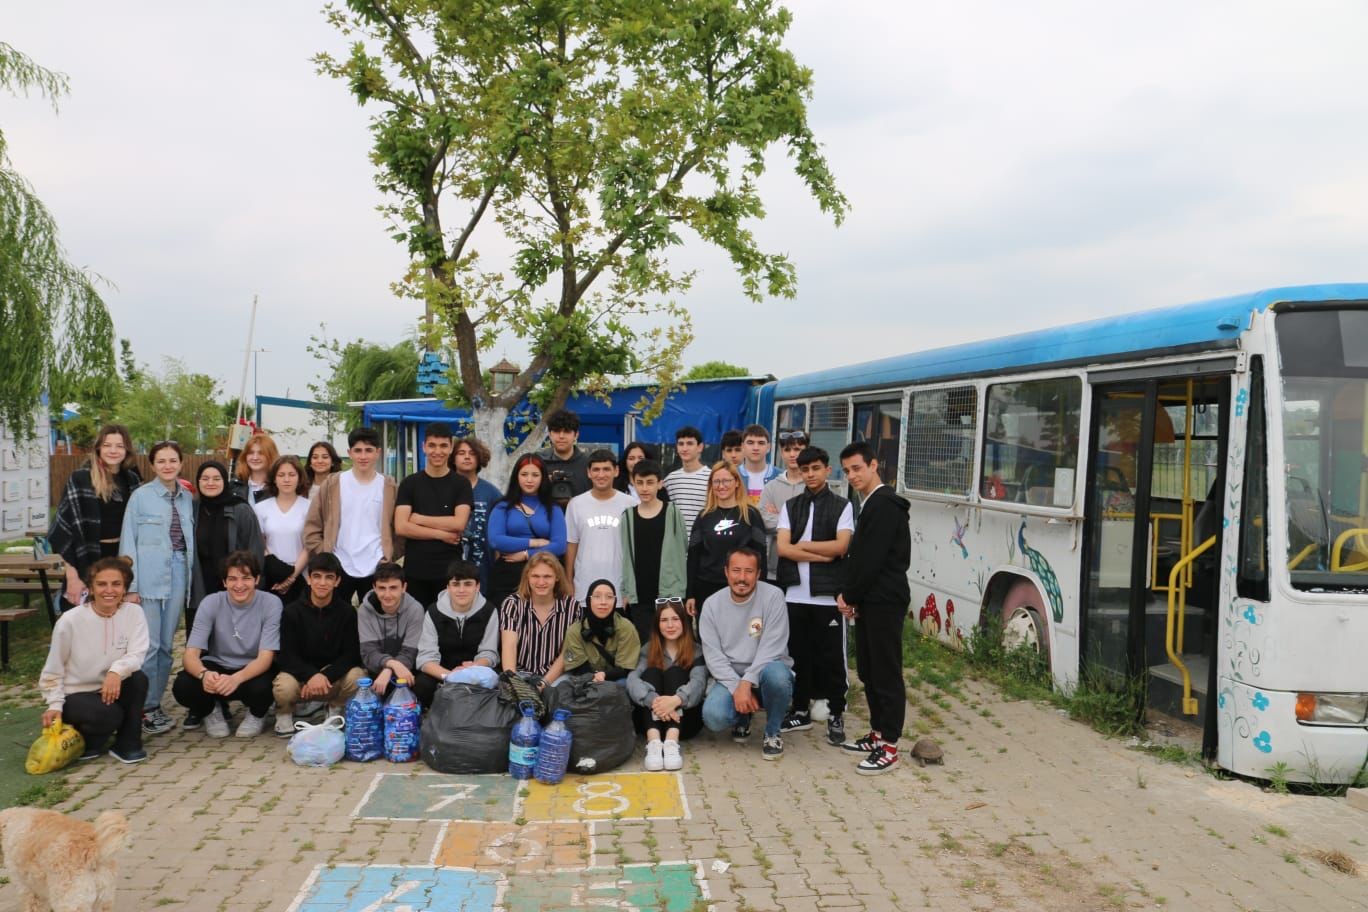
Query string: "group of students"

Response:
xmin=38 ymin=409 xmax=912 ymax=774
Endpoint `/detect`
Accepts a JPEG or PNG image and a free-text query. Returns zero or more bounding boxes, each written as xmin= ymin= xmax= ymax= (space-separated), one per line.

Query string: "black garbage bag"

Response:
xmin=544 ymin=676 xmax=636 ymax=774
xmin=420 ymin=682 xmax=519 ymax=774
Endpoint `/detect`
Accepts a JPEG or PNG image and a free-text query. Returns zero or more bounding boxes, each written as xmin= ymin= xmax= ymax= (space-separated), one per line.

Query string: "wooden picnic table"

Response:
xmin=0 ymin=554 xmax=64 ymax=670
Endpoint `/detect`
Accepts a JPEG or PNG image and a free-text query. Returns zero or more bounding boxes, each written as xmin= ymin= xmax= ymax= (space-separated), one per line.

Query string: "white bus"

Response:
xmin=752 ymin=284 xmax=1368 ymax=783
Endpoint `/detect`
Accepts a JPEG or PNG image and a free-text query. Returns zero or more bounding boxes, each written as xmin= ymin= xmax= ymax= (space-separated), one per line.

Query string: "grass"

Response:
xmin=906 ymin=615 xmax=1147 ymax=741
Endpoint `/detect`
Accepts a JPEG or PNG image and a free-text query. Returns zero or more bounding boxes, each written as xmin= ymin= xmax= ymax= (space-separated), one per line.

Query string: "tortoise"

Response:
xmin=910 ymin=738 xmax=944 ymax=767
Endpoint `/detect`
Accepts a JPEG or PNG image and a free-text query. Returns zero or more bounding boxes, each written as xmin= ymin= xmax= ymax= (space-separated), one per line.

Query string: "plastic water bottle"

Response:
xmin=383 ymin=679 xmax=421 ymax=763
xmin=534 ymin=708 xmax=573 ymax=785
xmin=344 ymin=677 xmax=384 ymax=762
xmin=508 ymin=702 xmax=542 ymax=780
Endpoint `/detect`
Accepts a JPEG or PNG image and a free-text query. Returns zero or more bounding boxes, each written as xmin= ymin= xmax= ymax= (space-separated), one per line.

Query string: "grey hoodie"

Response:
xmin=357 ymin=590 xmax=424 ymax=676
xmin=699 ymin=581 xmax=792 ymax=693
xmin=416 ymin=590 xmax=500 ymax=670
xmin=758 ymin=472 xmax=804 ymax=577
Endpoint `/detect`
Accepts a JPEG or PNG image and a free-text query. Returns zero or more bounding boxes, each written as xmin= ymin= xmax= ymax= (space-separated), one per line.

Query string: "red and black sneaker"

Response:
xmin=841 ymin=730 xmax=882 ymax=754
xmin=857 ymin=743 xmax=899 ymax=776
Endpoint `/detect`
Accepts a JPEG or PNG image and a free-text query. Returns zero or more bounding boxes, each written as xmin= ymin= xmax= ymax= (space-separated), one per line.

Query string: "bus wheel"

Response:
xmin=1000 ymin=578 xmax=1050 ymax=662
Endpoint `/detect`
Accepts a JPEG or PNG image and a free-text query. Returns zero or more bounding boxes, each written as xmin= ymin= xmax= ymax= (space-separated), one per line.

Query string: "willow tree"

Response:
xmin=0 ymin=42 xmax=115 ymax=437
xmin=316 ymin=0 xmax=846 ymax=473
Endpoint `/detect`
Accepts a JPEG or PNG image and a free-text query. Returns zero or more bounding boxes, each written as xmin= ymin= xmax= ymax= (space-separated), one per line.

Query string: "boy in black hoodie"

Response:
xmin=836 ymin=442 xmax=911 ymax=775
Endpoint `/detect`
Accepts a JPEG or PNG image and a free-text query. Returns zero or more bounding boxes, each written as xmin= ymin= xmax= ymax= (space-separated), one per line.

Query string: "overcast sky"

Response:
xmin=6 ymin=2 xmax=1368 ymax=407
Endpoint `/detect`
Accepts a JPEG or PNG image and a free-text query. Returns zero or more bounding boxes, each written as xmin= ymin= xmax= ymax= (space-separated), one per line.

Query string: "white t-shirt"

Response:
xmin=253 ymin=496 xmax=310 ymax=564
xmin=777 ymin=498 xmax=855 ymax=606
xmin=565 ymin=489 xmax=638 ymax=604
xmin=336 ymin=470 xmax=385 ymax=578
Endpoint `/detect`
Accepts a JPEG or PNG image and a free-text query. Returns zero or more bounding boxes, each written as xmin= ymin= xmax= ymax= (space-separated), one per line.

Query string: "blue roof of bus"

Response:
xmin=772 ymin=283 xmax=1368 ymax=398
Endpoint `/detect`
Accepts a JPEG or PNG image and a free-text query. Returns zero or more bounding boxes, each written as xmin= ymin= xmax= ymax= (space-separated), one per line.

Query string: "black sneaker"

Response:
xmin=841 ymin=731 xmax=882 ymax=753
xmin=142 ymin=707 xmax=174 ymax=736
xmin=181 ymin=713 xmax=203 ymax=731
xmin=779 ymin=711 xmax=812 ymax=733
xmin=857 ymin=744 xmax=899 ymax=776
xmin=731 ymin=717 xmax=752 ymax=742
xmin=826 ymin=713 xmax=846 ymax=747
xmin=762 ymin=735 xmax=784 ymax=760
xmin=109 ymin=746 xmax=148 ymax=764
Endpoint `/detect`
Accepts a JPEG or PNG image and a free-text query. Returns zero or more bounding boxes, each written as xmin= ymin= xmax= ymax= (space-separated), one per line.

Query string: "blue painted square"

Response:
xmin=293 ymin=865 xmax=498 ymax=912
xmin=354 ymin=773 xmax=518 ymax=821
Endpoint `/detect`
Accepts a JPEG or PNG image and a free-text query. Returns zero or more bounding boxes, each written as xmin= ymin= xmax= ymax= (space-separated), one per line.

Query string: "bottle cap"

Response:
xmin=553 ymin=708 xmax=572 ymax=720
xmin=357 ymin=677 xmax=373 ymax=688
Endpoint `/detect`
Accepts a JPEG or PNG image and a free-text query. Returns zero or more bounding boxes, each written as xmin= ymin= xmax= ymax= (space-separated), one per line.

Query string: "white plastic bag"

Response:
xmin=287 ymin=714 xmax=346 ymax=767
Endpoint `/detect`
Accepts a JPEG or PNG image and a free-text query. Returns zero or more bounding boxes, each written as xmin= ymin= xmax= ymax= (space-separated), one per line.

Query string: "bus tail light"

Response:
xmin=1295 ymin=693 xmax=1368 ymax=725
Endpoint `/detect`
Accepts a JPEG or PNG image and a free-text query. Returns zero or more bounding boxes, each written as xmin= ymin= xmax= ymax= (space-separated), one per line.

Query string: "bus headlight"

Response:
xmin=1295 ymin=693 xmax=1368 ymax=725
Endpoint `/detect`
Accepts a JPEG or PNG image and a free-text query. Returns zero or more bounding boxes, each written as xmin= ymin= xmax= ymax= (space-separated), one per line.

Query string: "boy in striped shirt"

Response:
xmin=663 ymin=426 xmax=711 ymax=539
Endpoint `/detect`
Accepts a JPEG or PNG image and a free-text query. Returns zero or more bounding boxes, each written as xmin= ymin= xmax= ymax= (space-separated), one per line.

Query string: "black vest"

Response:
xmin=776 ymin=486 xmax=850 ymax=597
xmin=428 ymin=602 xmax=496 ymax=668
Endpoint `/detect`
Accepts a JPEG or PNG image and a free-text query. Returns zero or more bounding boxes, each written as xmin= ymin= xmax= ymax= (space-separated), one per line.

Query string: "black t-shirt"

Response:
xmin=98 ymin=475 xmax=132 ymax=556
xmin=631 ymin=507 xmax=666 ymax=608
xmin=395 ymin=470 xmax=475 ymax=580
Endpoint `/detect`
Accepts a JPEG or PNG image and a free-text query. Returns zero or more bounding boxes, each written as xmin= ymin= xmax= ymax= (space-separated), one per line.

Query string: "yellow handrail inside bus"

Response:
xmin=1166 ymin=534 xmax=1218 ymax=716
xmin=1288 ymin=542 xmax=1318 ymax=571
xmin=1331 ymin=528 xmax=1368 ymax=572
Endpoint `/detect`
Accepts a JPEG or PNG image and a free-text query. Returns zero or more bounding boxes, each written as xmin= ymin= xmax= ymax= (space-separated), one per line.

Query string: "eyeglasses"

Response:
xmin=778 ymin=431 xmax=808 ymax=443
xmin=710 ymin=476 xmax=736 ymax=486
xmin=655 ymin=597 xmax=683 ymax=606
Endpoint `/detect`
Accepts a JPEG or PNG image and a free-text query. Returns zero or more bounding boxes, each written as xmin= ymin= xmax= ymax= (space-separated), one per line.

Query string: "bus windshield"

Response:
xmin=1277 ymin=307 xmax=1368 ymax=591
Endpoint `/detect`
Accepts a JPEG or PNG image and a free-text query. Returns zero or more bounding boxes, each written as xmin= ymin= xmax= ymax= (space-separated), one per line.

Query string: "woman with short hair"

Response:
xmin=48 ymin=424 xmax=142 ymax=608
xmin=39 ymin=556 xmax=150 ymax=763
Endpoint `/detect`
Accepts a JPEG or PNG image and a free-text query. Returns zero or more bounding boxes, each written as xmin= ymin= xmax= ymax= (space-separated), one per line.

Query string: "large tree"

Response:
xmin=316 ymin=0 xmax=845 ymax=473
xmin=0 ymin=42 xmax=115 ymax=438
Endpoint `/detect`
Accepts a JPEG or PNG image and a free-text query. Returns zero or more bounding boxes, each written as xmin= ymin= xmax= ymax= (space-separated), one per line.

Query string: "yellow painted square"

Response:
xmin=520 ymin=772 xmax=687 ymax=822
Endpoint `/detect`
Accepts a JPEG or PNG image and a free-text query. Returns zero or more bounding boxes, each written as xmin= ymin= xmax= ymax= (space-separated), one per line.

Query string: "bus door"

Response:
xmin=853 ymin=397 xmax=903 ymax=486
xmin=1081 ymin=374 xmax=1230 ymax=725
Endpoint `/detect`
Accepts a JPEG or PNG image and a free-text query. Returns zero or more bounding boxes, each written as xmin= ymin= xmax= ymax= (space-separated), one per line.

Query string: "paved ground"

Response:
xmin=2 ymin=669 xmax=1367 ymax=911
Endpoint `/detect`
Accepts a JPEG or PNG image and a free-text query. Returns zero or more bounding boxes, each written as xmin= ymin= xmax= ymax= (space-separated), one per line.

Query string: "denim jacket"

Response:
xmin=119 ymin=481 xmax=196 ymax=601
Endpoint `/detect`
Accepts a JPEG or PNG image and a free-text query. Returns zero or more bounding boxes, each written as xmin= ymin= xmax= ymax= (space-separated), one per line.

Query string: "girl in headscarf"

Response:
xmin=560 ymin=579 xmax=641 ymax=683
xmin=189 ymin=460 xmax=264 ymax=632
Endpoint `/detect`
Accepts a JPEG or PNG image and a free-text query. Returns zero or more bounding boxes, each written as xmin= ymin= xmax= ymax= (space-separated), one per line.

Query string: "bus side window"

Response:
xmin=1238 ymin=358 xmax=1269 ymax=600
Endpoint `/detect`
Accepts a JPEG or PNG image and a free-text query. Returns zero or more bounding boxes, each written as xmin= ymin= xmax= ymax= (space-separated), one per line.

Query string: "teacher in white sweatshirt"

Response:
xmin=39 ymin=556 xmax=150 ymax=764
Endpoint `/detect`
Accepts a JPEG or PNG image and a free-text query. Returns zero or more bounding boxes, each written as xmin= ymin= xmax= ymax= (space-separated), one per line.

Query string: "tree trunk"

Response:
xmin=474 ymin=404 xmax=549 ymax=488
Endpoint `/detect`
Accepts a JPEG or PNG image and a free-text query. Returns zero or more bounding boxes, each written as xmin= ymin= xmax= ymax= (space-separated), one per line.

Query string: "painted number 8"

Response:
xmin=572 ymin=780 xmax=630 ymax=816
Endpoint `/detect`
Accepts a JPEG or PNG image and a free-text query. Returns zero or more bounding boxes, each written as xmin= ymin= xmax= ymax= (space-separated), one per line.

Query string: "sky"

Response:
xmin=6 ymin=2 xmax=1368 ymax=407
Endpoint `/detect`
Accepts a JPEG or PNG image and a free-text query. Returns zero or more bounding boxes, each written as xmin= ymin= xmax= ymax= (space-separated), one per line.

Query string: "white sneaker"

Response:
xmin=810 ymin=699 xmax=830 ymax=722
xmin=662 ymin=740 xmax=683 ymax=771
xmin=204 ymin=705 xmax=230 ymax=739
xmin=643 ymin=740 xmax=665 ymax=772
xmin=274 ymin=712 xmax=295 ymax=737
xmin=236 ymin=712 xmax=267 ymax=738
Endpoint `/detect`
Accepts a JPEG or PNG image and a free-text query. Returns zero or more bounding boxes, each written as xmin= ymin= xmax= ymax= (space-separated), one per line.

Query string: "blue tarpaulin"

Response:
xmin=361 ymin=377 xmax=761 ymax=454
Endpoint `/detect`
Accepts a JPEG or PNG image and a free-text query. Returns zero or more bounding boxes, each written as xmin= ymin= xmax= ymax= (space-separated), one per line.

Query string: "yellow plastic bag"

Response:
xmin=25 ymin=721 xmax=85 ymax=775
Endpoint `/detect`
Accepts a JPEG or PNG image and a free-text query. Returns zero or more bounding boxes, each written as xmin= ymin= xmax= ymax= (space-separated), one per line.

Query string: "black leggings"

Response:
xmin=634 ymin=665 xmax=703 ymax=741
xmin=63 ymin=670 xmax=149 ymax=753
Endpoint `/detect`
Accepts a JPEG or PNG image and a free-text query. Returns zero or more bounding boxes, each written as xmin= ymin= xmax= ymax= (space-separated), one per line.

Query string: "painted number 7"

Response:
xmin=426 ymin=782 xmax=478 ymax=813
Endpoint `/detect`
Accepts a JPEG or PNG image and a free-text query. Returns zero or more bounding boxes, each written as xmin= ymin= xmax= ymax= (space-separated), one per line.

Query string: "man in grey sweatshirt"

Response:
xmin=699 ymin=546 xmax=794 ymax=760
xmin=357 ymin=562 xmax=424 ymax=696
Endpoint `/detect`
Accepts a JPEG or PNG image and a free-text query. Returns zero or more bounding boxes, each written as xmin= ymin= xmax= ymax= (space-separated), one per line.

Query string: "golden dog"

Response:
xmin=0 ymin=807 xmax=127 ymax=912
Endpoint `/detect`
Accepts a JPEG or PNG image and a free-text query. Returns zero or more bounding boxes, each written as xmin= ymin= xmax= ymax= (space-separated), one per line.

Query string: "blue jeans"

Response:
xmin=140 ymin=552 xmax=186 ymax=711
xmin=702 ymin=662 xmax=794 ymax=739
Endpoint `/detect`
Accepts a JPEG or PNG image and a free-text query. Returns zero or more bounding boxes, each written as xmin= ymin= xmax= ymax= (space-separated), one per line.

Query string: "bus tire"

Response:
xmin=1000 ymin=578 xmax=1050 ymax=661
